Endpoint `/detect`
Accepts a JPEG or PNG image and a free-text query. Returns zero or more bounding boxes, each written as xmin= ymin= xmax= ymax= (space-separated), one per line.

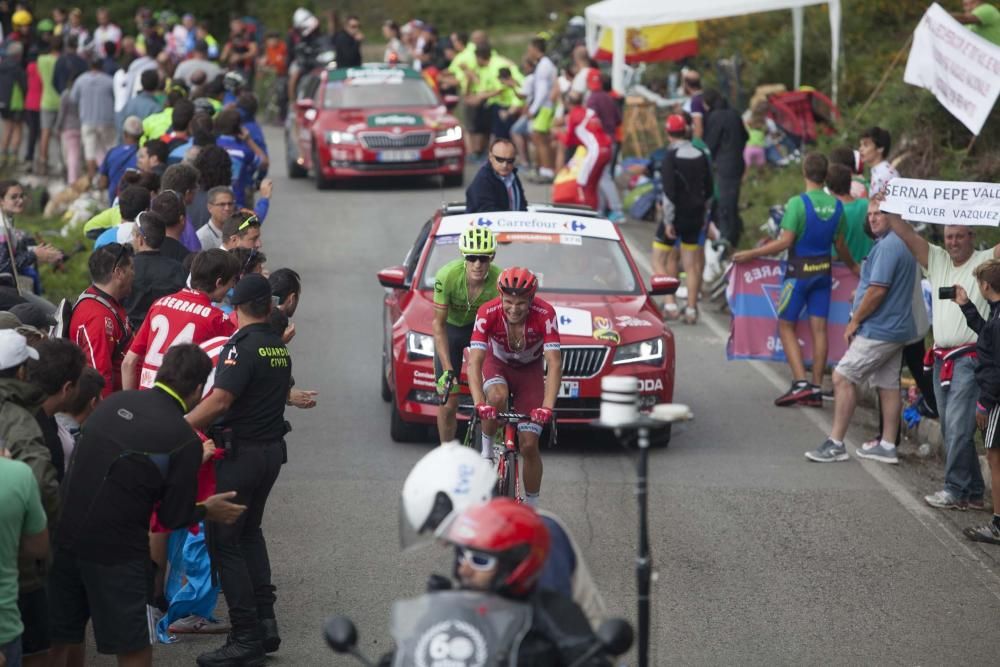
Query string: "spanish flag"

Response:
xmin=594 ymin=23 xmax=698 ymax=64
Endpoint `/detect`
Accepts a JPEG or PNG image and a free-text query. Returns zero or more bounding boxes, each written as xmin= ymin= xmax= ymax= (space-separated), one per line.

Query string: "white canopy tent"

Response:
xmin=584 ymin=0 xmax=841 ymax=103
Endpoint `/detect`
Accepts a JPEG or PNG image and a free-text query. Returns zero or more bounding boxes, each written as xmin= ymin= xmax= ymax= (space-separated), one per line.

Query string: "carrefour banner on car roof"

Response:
xmin=726 ymin=259 xmax=858 ymax=366
xmin=880 ymin=178 xmax=1000 ymax=226
xmin=903 ymin=3 xmax=1000 ymax=135
xmin=437 ymin=213 xmax=620 ymax=240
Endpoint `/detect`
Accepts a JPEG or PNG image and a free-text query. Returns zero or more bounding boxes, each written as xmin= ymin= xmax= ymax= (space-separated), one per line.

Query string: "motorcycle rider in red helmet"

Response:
xmin=443 ymin=498 xmax=612 ymax=666
xmin=467 ymin=267 xmax=562 ymax=507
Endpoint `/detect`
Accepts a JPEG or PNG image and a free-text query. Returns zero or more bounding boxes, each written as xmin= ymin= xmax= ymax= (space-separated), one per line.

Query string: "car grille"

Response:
xmin=334 ymin=160 xmax=445 ymax=172
xmin=360 ymin=132 xmax=432 ymax=150
xmin=560 ymin=346 xmax=609 ymax=379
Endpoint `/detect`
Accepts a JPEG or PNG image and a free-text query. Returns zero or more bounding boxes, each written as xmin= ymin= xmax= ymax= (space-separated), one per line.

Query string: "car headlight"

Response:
xmin=406 ymin=331 xmax=435 ymax=359
xmin=612 ymin=337 xmax=663 ymax=366
xmin=435 ymin=126 xmax=463 ymax=143
xmin=326 ymin=131 xmax=357 ymax=144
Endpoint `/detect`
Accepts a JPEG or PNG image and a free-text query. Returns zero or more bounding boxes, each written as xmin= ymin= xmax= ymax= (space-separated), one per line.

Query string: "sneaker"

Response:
xmin=776 ymin=380 xmax=813 ymax=407
xmin=963 ymin=521 xmax=1000 ymax=545
xmin=682 ymin=306 xmax=698 ymax=325
xmin=967 ymin=497 xmax=987 ymax=511
xmin=169 ymin=615 xmax=231 ymax=635
xmin=854 ymin=441 xmax=898 ymax=464
xmin=805 ymin=438 xmax=849 ymax=462
xmin=798 ymin=384 xmax=823 ymax=408
xmin=608 ymin=211 xmax=626 ymax=224
xmin=662 ymin=302 xmax=680 ymax=321
xmin=924 ymin=489 xmax=966 ymax=510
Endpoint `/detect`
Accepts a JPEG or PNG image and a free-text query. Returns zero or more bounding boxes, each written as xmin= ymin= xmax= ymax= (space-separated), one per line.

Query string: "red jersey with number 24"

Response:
xmin=470 ymin=297 xmax=560 ymax=367
xmin=129 ymin=288 xmax=236 ymax=389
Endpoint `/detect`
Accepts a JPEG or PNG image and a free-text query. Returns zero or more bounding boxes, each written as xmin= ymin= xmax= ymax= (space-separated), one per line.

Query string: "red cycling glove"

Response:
xmin=530 ymin=407 xmax=553 ymax=424
xmin=476 ymin=403 xmax=497 ymax=420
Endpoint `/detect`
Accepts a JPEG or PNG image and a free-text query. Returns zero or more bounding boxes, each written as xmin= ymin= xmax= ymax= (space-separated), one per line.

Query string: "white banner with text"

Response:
xmin=880 ymin=178 xmax=1000 ymax=226
xmin=903 ymin=3 xmax=1000 ymax=135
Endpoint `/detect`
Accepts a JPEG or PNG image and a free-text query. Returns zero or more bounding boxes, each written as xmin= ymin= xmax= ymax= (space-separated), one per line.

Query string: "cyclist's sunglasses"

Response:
xmin=455 ymin=547 xmax=497 ymax=572
xmin=464 ymin=254 xmax=493 ymax=264
xmin=490 ymin=154 xmax=516 ymax=165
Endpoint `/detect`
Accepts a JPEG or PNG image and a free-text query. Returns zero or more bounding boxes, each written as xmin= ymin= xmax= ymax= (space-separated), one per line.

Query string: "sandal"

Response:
xmin=683 ymin=306 xmax=698 ymax=324
xmin=662 ymin=302 xmax=680 ymax=321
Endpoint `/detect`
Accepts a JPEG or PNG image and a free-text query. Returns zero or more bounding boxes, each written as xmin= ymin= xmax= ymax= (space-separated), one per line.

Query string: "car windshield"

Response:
xmin=420 ymin=234 xmax=640 ymax=295
xmin=323 ymin=79 xmax=439 ymax=109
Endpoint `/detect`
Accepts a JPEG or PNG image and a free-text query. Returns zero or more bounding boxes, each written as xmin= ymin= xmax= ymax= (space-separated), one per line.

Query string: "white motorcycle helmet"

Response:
xmin=399 ymin=442 xmax=495 ymax=549
xmin=292 ymin=8 xmax=319 ymax=36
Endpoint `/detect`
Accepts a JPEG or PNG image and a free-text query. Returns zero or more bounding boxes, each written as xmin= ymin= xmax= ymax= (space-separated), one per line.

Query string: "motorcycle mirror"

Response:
xmin=596 ymin=618 xmax=634 ymax=656
xmin=324 ymin=615 xmax=359 ymax=653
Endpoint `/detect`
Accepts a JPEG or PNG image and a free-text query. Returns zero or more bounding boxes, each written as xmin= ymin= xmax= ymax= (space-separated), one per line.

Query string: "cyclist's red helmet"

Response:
xmin=497 ymin=267 xmax=538 ymax=300
xmin=444 ymin=498 xmax=550 ymax=597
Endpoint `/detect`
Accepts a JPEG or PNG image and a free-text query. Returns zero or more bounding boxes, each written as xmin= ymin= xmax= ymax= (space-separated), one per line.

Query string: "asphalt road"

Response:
xmin=89 ymin=127 xmax=1000 ymax=665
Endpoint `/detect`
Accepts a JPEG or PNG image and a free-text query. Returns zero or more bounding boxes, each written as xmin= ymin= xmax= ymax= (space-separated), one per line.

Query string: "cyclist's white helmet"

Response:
xmin=399 ymin=441 xmax=495 ymax=549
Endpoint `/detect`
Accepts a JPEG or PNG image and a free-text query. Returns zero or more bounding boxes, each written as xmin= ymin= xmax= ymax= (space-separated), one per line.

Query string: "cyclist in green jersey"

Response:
xmin=433 ymin=228 xmax=501 ymax=441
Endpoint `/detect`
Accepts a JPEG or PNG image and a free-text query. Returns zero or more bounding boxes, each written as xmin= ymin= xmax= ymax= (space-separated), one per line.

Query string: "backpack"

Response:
xmin=54 ymin=292 xmax=133 ymax=357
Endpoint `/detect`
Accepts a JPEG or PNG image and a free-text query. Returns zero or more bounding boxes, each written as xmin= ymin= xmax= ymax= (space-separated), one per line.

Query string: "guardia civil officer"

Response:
xmin=187 ymin=274 xmax=293 ymax=667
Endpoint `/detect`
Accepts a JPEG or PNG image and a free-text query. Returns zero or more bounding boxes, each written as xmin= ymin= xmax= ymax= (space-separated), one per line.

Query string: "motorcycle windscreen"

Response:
xmin=390 ymin=591 xmax=532 ymax=667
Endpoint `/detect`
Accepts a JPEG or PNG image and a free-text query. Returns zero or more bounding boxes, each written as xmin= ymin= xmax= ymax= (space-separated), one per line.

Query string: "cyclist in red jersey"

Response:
xmin=122 ymin=249 xmax=241 ymax=390
xmin=468 ymin=267 xmax=562 ymax=507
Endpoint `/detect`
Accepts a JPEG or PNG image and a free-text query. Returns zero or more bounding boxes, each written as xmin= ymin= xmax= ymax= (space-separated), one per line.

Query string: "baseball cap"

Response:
xmin=0 ymin=330 xmax=38 ymax=371
xmin=665 ymin=114 xmax=687 ymax=134
xmin=123 ymin=116 xmax=144 ymax=138
xmin=0 ymin=311 xmax=21 ymax=330
xmin=586 ymin=68 xmax=602 ymax=92
xmin=230 ymin=274 xmax=271 ymax=306
xmin=9 ymin=303 xmax=56 ymax=330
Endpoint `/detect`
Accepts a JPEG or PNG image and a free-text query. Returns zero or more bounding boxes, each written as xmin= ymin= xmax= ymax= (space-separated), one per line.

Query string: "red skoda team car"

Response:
xmin=378 ymin=205 xmax=680 ymax=445
xmin=285 ymin=63 xmax=465 ymax=189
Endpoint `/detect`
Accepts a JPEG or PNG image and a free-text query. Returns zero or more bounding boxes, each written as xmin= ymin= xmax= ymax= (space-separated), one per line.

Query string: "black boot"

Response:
xmin=260 ymin=618 xmax=280 ymax=653
xmin=196 ymin=631 xmax=266 ymax=667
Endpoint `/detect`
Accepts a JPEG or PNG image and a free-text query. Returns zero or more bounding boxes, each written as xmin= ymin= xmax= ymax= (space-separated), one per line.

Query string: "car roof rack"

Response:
xmin=440 ymin=202 xmax=603 ymax=219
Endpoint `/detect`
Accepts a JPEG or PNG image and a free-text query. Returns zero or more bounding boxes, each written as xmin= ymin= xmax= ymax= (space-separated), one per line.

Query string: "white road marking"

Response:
xmin=626 ymin=233 xmax=1000 ymax=599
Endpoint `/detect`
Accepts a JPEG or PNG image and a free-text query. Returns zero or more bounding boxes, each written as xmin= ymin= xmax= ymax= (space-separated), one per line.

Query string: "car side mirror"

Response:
xmin=596 ymin=618 xmax=634 ymax=656
xmin=378 ymin=265 xmax=408 ymax=289
xmin=296 ymin=98 xmax=315 ymax=110
xmin=443 ymin=94 xmax=460 ymax=111
xmin=649 ymin=274 xmax=679 ymax=296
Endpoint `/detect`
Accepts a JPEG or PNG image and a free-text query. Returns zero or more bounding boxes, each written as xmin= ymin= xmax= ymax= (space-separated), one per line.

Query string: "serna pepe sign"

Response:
xmin=879 ymin=178 xmax=1000 ymax=226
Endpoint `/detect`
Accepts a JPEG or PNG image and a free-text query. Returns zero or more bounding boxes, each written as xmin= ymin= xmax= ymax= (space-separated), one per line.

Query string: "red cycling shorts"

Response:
xmin=481 ymin=353 xmax=545 ymax=435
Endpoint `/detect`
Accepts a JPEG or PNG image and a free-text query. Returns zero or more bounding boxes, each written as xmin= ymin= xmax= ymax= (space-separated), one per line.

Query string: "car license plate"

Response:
xmin=377 ymin=150 xmax=420 ymax=162
xmin=557 ymin=381 xmax=579 ymax=398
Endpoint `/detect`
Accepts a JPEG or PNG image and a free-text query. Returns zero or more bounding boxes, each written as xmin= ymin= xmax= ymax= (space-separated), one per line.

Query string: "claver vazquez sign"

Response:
xmin=880 ymin=178 xmax=1000 ymax=226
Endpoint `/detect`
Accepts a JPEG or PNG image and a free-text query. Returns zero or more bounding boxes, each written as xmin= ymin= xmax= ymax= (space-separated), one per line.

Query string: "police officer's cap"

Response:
xmin=231 ymin=274 xmax=272 ymax=306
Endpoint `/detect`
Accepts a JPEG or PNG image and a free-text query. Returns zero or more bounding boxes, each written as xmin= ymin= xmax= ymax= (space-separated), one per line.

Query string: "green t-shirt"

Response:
xmin=37 ymin=54 xmax=60 ymax=112
xmin=780 ymin=189 xmax=845 ymax=253
xmin=142 ymin=107 xmax=174 ymax=142
xmin=835 ymin=198 xmax=873 ymax=263
xmin=83 ymin=206 xmax=123 ymax=240
xmin=433 ymin=258 xmax=501 ymax=327
xmin=971 ymin=3 xmax=1000 ymax=46
xmin=0 ymin=458 xmax=47 ymax=644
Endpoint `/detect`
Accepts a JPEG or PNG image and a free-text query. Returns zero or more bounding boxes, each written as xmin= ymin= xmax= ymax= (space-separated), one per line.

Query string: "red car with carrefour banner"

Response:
xmin=285 ymin=64 xmax=465 ymax=189
xmin=378 ymin=205 xmax=679 ymax=445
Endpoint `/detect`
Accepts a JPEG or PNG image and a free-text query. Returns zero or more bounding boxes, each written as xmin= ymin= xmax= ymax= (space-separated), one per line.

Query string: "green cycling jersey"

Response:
xmin=433 ymin=258 xmax=501 ymax=327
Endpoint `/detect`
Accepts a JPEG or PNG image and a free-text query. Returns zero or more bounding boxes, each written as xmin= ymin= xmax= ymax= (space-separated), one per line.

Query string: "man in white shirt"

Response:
xmin=91 ymin=7 xmax=122 ymax=57
xmin=197 ymin=187 xmax=234 ymax=250
xmin=526 ymin=38 xmax=557 ymax=183
xmin=888 ymin=213 xmax=1000 ymax=510
xmin=859 ymin=126 xmax=899 ymax=196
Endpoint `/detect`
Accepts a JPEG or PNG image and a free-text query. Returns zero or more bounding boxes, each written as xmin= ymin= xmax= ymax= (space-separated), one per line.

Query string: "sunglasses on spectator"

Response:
xmin=134 ymin=212 xmax=149 ymax=239
xmin=465 ymin=255 xmax=493 ymax=264
xmin=111 ymin=242 xmax=132 ymax=270
xmin=455 ymin=547 xmax=497 ymax=571
xmin=490 ymin=154 xmax=516 ymax=165
xmin=238 ymin=214 xmax=259 ymax=231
